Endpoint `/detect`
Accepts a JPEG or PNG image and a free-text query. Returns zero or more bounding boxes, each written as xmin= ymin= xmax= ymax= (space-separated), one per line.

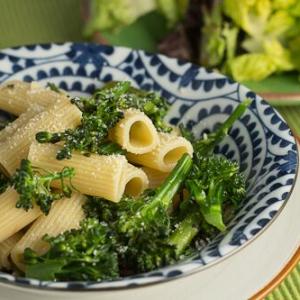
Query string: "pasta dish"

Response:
xmin=0 ymin=80 xmax=249 ymax=281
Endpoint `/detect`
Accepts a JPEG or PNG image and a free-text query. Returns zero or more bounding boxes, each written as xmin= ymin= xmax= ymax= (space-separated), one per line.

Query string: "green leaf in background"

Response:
xmin=84 ymin=0 xmax=156 ymax=36
xmin=102 ymin=11 xmax=169 ymax=52
xmin=244 ymin=74 xmax=300 ymax=94
xmin=229 ymin=53 xmax=276 ymax=82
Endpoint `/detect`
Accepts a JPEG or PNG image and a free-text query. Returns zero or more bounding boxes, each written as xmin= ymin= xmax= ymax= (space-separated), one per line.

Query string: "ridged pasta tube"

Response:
xmin=142 ymin=167 xmax=169 ymax=189
xmin=0 ymin=232 xmax=23 ymax=270
xmin=127 ymin=132 xmax=193 ymax=172
xmin=28 ymin=143 xmax=148 ymax=202
xmin=0 ymin=188 xmax=42 ymax=243
xmin=0 ymin=80 xmax=62 ymax=115
xmin=11 ymin=193 xmax=85 ymax=271
xmin=0 ymin=105 xmax=43 ymax=143
xmin=110 ymin=109 xmax=159 ymax=154
xmin=0 ymin=97 xmax=82 ymax=175
xmin=120 ymin=163 xmax=149 ymax=197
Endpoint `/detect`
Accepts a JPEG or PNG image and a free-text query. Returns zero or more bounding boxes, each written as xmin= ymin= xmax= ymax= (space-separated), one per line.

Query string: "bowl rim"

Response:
xmin=0 ymin=42 xmax=298 ymax=292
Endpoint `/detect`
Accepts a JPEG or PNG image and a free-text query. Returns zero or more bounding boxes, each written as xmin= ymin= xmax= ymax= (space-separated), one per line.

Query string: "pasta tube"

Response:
xmin=11 ymin=193 xmax=85 ymax=271
xmin=0 ymin=105 xmax=43 ymax=143
xmin=0 ymin=80 xmax=62 ymax=115
xmin=0 ymin=97 xmax=82 ymax=175
xmin=28 ymin=143 xmax=146 ymax=202
xmin=120 ymin=163 xmax=149 ymax=197
xmin=0 ymin=232 xmax=23 ymax=270
xmin=142 ymin=167 xmax=169 ymax=189
xmin=110 ymin=109 xmax=159 ymax=154
xmin=0 ymin=188 xmax=42 ymax=243
xmin=127 ymin=132 xmax=193 ymax=172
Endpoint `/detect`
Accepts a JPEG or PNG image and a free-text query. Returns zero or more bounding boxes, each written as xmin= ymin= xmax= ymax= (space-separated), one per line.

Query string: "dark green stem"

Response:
xmin=145 ymin=153 xmax=193 ymax=213
xmin=213 ymin=98 xmax=251 ymax=143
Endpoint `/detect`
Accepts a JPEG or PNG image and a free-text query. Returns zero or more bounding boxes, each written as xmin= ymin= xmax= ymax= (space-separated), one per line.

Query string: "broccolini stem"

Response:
xmin=213 ymin=98 xmax=251 ymax=144
xmin=168 ymin=213 xmax=200 ymax=256
xmin=147 ymin=153 xmax=193 ymax=212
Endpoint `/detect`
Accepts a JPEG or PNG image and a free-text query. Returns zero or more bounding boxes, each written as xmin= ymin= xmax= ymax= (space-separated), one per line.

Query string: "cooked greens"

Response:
xmin=24 ymin=218 xmax=119 ymax=281
xmin=11 ymin=159 xmax=75 ymax=215
xmin=24 ymin=98 xmax=249 ymax=281
xmin=36 ymin=81 xmax=171 ymax=159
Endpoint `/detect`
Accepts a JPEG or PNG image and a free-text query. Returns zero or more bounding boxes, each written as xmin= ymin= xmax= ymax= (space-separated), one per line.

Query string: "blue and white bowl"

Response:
xmin=0 ymin=43 xmax=298 ymax=292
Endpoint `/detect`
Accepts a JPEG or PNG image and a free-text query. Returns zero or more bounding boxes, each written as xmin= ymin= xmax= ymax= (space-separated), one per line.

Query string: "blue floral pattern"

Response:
xmin=0 ymin=43 xmax=297 ymax=291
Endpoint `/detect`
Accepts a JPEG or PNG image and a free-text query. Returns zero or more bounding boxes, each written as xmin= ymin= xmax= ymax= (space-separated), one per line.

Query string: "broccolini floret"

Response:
xmin=179 ymin=100 xmax=250 ymax=231
xmin=36 ymin=81 xmax=171 ymax=159
xmin=11 ymin=159 xmax=75 ymax=215
xmin=24 ymin=218 xmax=119 ymax=281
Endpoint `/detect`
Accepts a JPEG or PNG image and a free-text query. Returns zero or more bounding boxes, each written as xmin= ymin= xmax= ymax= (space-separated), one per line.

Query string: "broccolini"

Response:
xmin=36 ymin=81 xmax=171 ymax=159
xmin=11 ymin=159 xmax=75 ymax=215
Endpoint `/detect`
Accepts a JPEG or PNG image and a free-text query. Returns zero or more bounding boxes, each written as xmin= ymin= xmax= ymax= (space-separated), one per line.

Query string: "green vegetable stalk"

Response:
xmin=11 ymin=159 xmax=75 ymax=215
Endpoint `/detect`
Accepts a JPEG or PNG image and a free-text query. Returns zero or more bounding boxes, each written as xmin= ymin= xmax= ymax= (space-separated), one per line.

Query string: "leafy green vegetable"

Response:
xmin=180 ymin=100 xmax=249 ymax=230
xmin=84 ymin=0 xmax=188 ymax=37
xmin=36 ymin=81 xmax=171 ymax=159
xmin=117 ymin=153 xmax=192 ymax=272
xmin=223 ymin=0 xmax=271 ymax=37
xmin=196 ymin=0 xmax=300 ymax=81
xmin=24 ymin=218 xmax=119 ymax=281
xmin=11 ymin=159 xmax=75 ymax=215
xmin=84 ymin=0 xmax=156 ymax=35
xmin=185 ymin=156 xmax=245 ymax=231
xmin=229 ymin=53 xmax=276 ymax=82
xmin=25 ymin=154 xmax=193 ymax=279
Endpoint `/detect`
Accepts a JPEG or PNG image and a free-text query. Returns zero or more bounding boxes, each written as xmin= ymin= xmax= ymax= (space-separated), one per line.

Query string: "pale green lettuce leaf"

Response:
xmin=263 ymin=39 xmax=294 ymax=71
xmin=229 ymin=53 xmax=276 ymax=81
xmin=265 ymin=10 xmax=295 ymax=37
xmin=272 ymin=0 xmax=297 ymax=9
xmin=223 ymin=0 xmax=271 ymax=36
xmin=84 ymin=0 xmax=156 ymax=35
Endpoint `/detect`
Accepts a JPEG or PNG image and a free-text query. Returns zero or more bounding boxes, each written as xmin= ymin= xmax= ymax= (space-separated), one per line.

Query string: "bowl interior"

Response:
xmin=0 ymin=43 xmax=298 ymax=290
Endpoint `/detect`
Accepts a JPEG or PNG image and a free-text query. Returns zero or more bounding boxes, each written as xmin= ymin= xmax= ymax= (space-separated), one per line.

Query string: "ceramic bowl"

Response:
xmin=0 ymin=43 xmax=298 ymax=293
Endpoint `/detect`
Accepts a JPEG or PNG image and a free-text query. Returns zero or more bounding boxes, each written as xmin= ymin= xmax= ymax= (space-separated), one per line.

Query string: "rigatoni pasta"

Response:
xmin=109 ymin=109 xmax=159 ymax=154
xmin=0 ymin=105 xmax=43 ymax=143
xmin=11 ymin=193 xmax=85 ymax=271
xmin=142 ymin=167 xmax=169 ymax=189
xmin=0 ymin=81 xmax=62 ymax=115
xmin=0 ymin=97 xmax=82 ymax=175
xmin=127 ymin=132 xmax=193 ymax=172
xmin=0 ymin=188 xmax=42 ymax=243
xmin=120 ymin=163 xmax=149 ymax=197
xmin=0 ymin=232 xmax=23 ymax=270
xmin=28 ymin=143 xmax=148 ymax=201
